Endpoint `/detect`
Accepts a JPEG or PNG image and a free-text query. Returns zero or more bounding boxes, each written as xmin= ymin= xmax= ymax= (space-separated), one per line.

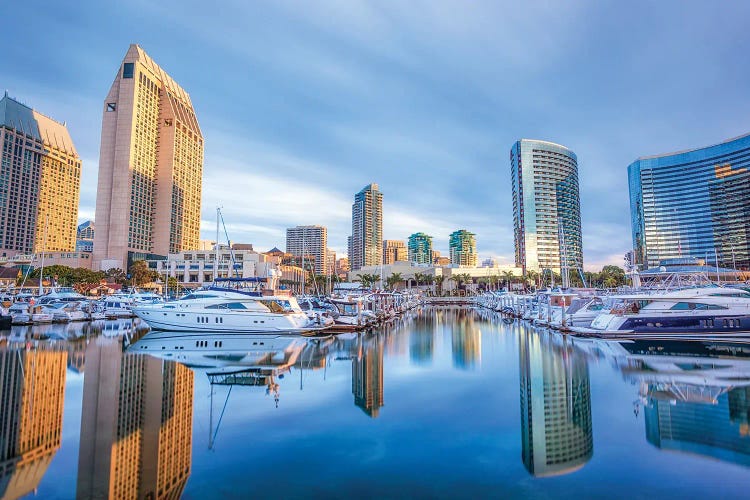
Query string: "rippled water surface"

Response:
xmin=2 ymin=307 xmax=750 ymax=499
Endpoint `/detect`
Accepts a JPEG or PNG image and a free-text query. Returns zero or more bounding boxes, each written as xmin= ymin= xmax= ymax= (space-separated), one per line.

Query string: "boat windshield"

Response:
xmin=566 ymin=298 xmax=591 ymax=315
xmin=259 ymin=300 xmax=293 ymax=313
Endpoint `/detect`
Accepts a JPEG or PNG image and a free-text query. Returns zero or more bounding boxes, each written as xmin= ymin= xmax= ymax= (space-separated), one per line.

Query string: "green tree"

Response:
xmin=104 ymin=268 xmax=127 ymax=284
xmin=501 ymin=270 xmax=515 ymax=290
xmin=129 ymin=260 xmax=158 ymax=286
xmin=526 ymin=270 xmax=539 ymax=289
xmin=354 ymin=273 xmax=379 ymax=289
xmin=434 ymin=275 xmax=445 ymax=295
xmin=386 ymin=272 xmax=404 ymax=290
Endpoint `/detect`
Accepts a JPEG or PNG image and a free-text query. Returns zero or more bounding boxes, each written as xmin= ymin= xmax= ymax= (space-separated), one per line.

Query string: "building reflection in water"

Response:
xmin=408 ymin=314 xmax=435 ymax=366
xmin=451 ymin=310 xmax=481 ymax=370
xmin=597 ymin=339 xmax=750 ymax=467
xmin=0 ymin=345 xmax=67 ymax=500
xmin=519 ymin=330 xmax=593 ymax=477
xmin=352 ymin=334 xmax=384 ymax=418
xmin=77 ymin=337 xmax=194 ymax=500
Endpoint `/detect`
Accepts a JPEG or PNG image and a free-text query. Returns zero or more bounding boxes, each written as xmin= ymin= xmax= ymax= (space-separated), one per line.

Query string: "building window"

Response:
xmin=106 ymin=103 xmax=116 ymax=112
xmin=122 ymin=63 xmax=134 ymax=79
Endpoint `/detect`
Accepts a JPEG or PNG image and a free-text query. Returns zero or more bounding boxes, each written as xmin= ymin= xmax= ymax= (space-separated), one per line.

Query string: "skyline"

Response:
xmin=4 ymin=1 xmax=750 ymax=269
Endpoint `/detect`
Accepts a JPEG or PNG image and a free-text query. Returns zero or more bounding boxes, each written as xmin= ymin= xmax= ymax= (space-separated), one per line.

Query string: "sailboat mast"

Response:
xmin=214 ymin=207 xmax=220 ymax=282
xmin=39 ymin=214 xmax=48 ymax=295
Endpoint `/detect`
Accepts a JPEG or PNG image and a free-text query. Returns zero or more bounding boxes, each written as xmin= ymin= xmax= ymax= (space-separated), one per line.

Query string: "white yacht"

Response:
xmin=43 ymin=301 xmax=87 ymax=322
xmin=9 ymin=302 xmax=31 ymax=325
xmin=36 ymin=288 xmax=87 ymax=305
xmin=571 ymin=287 xmax=750 ymax=338
xmin=100 ymin=295 xmax=135 ymax=318
xmin=132 ymin=288 xmax=320 ymax=334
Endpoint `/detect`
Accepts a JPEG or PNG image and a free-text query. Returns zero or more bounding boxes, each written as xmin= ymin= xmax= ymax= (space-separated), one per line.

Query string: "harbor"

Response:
xmin=1 ymin=306 xmax=749 ymax=498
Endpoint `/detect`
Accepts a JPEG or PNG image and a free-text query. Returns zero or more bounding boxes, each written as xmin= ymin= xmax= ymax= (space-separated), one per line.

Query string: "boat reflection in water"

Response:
xmin=519 ymin=330 xmax=593 ymax=477
xmin=592 ymin=338 xmax=750 ymax=467
xmin=0 ymin=344 xmax=66 ymax=500
xmin=76 ymin=336 xmax=194 ymax=500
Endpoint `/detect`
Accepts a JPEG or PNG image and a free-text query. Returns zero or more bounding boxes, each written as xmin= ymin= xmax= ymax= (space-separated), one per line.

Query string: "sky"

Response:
xmin=3 ymin=0 xmax=750 ymax=270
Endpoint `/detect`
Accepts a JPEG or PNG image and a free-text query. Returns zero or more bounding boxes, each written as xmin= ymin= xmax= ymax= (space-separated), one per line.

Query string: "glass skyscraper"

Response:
xmin=448 ymin=229 xmax=478 ymax=266
xmin=408 ymin=232 xmax=433 ymax=265
xmin=511 ymin=139 xmax=583 ymax=274
xmin=349 ymin=183 xmax=383 ymax=271
xmin=628 ymin=133 xmax=750 ymax=269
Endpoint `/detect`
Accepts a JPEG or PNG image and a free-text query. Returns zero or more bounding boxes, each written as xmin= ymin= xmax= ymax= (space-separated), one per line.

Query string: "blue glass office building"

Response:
xmin=628 ymin=134 xmax=750 ymax=270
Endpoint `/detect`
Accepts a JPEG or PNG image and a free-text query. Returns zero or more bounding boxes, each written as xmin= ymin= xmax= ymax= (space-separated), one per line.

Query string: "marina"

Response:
xmin=1 ymin=306 xmax=749 ymax=498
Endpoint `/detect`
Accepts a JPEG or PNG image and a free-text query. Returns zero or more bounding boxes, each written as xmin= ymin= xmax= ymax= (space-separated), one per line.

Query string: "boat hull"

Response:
xmin=133 ymin=307 xmax=319 ymax=334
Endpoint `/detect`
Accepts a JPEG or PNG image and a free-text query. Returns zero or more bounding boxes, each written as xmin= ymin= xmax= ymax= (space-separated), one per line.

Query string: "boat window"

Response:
xmin=225 ymin=302 xmax=247 ymax=310
xmin=260 ymin=300 xmax=286 ymax=313
xmin=670 ymin=302 xmax=693 ymax=310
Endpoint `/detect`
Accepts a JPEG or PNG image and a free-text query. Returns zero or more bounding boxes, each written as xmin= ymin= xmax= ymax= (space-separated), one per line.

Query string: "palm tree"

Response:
xmin=452 ymin=273 xmax=473 ymax=295
xmin=526 ymin=270 xmax=540 ymax=289
xmin=434 ymin=275 xmax=445 ymax=296
xmin=355 ymin=273 xmax=378 ymax=289
xmin=501 ymin=270 xmax=515 ymax=291
xmin=413 ymin=272 xmax=426 ymax=288
xmin=386 ymin=272 xmax=404 ymax=290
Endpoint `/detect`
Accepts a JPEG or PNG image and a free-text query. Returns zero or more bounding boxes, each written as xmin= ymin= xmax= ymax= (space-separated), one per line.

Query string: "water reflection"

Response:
xmin=352 ymin=334 xmax=384 ymax=418
xmin=519 ymin=330 xmax=593 ymax=477
xmin=0 ymin=346 xmax=66 ymax=500
xmin=77 ymin=337 xmax=194 ymax=499
xmin=591 ymin=338 xmax=750 ymax=467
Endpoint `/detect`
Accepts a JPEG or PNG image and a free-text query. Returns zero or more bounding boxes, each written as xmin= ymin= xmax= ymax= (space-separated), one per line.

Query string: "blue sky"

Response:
xmin=3 ymin=1 xmax=750 ymax=269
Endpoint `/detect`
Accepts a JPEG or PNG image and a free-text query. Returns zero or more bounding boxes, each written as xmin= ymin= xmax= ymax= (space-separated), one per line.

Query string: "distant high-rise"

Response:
xmin=0 ymin=347 xmax=67 ymax=499
xmin=449 ymin=229 xmax=478 ymax=267
xmin=76 ymin=221 xmax=95 ymax=253
xmin=519 ymin=330 xmax=593 ymax=477
xmin=383 ymin=240 xmax=407 ymax=264
xmin=286 ymin=225 xmax=328 ymax=275
xmin=0 ymin=93 xmax=81 ymax=257
xmin=511 ymin=139 xmax=583 ymax=274
xmin=408 ymin=232 xmax=433 ymax=265
xmin=629 ymin=133 xmax=750 ymax=270
xmin=93 ymin=44 xmax=204 ymax=271
xmin=349 ymin=183 xmax=383 ymax=271
xmin=77 ymin=337 xmax=194 ymax=499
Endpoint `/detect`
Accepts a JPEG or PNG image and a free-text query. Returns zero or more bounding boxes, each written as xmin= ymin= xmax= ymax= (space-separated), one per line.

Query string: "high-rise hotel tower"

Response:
xmin=511 ymin=139 xmax=583 ymax=274
xmin=286 ymin=225 xmax=328 ymax=275
xmin=629 ymin=133 xmax=750 ymax=270
xmin=0 ymin=93 xmax=80 ymax=257
xmin=349 ymin=183 xmax=383 ymax=271
xmin=93 ymin=45 xmax=204 ymax=271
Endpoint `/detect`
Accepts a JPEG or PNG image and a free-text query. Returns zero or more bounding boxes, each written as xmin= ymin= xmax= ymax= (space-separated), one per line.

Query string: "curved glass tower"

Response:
xmin=449 ymin=229 xmax=478 ymax=266
xmin=511 ymin=139 xmax=583 ymax=274
xmin=628 ymin=133 xmax=750 ymax=269
xmin=408 ymin=232 xmax=433 ymax=265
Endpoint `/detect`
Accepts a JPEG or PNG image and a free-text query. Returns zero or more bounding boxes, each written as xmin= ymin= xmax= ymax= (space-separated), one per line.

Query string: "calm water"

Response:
xmin=1 ymin=307 xmax=750 ymax=499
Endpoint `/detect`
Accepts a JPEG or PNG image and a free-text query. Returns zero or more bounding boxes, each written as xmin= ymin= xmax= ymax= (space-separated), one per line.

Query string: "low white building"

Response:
xmin=349 ymin=262 xmax=523 ymax=292
xmin=148 ymin=247 xmax=277 ymax=287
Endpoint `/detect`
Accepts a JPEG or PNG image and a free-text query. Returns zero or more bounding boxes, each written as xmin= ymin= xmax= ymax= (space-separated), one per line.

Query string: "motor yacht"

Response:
xmin=99 ymin=295 xmax=135 ymax=318
xmin=132 ymin=290 xmax=322 ymax=333
xmin=43 ymin=301 xmax=88 ymax=322
xmin=571 ymin=287 xmax=750 ymax=338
